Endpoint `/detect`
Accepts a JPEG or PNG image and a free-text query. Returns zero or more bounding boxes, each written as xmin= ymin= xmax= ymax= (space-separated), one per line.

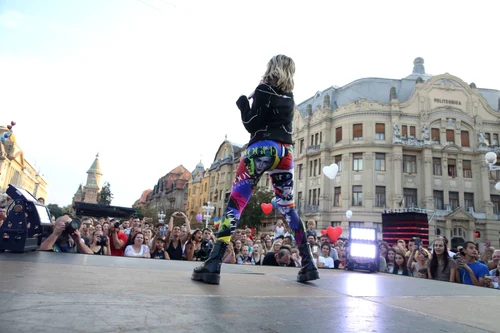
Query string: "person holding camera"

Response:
xmin=39 ymin=215 xmax=93 ymax=254
xmin=90 ymin=230 xmax=111 ymax=255
xmin=106 ymin=219 xmax=128 ymax=256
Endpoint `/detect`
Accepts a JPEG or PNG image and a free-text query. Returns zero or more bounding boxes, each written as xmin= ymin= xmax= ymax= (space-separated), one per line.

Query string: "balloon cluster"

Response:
xmin=1 ymin=121 xmax=17 ymax=144
xmin=260 ymin=198 xmax=278 ymax=215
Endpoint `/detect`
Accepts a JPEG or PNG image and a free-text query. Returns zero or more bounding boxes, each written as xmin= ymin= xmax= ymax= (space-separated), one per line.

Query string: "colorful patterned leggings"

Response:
xmin=217 ymin=140 xmax=307 ymax=245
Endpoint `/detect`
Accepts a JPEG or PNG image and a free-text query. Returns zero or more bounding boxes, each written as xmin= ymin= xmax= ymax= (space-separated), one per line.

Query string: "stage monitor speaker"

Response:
xmin=0 ymin=184 xmax=52 ymax=253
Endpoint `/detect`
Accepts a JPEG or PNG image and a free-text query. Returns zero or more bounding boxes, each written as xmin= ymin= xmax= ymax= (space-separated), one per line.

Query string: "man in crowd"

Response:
xmin=0 ymin=205 xmax=6 ymax=228
xmin=39 ymin=215 xmax=93 ymax=254
xmin=107 ymin=218 xmax=128 ymax=256
xmin=262 ymin=246 xmax=295 ymax=267
xmin=456 ymin=241 xmax=489 ymax=286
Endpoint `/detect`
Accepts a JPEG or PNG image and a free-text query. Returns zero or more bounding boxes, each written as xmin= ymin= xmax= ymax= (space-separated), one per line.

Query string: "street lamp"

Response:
xmin=485 ymin=152 xmax=500 ymax=192
xmin=202 ymin=201 xmax=215 ymax=229
xmin=158 ymin=210 xmax=166 ymax=224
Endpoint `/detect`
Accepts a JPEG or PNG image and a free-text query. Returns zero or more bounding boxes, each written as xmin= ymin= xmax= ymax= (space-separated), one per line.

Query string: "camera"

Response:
xmin=64 ymin=218 xmax=81 ymax=235
xmin=114 ymin=221 xmax=120 ymax=229
xmin=96 ymin=235 xmax=108 ymax=246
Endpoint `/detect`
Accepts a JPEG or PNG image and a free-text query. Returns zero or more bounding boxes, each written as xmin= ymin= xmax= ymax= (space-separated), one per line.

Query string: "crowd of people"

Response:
xmin=32 ymin=210 xmax=500 ymax=290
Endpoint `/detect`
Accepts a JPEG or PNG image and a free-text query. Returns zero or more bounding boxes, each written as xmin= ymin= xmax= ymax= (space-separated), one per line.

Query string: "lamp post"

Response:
xmin=202 ymin=201 xmax=215 ymax=229
xmin=158 ymin=210 xmax=166 ymax=224
xmin=485 ymin=152 xmax=500 ymax=192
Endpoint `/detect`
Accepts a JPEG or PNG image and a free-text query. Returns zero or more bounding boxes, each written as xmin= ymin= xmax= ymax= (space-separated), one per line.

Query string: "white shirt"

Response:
xmin=274 ymin=226 xmax=285 ymax=239
xmin=319 ymin=255 xmax=334 ymax=268
xmin=124 ymin=245 xmax=150 ymax=257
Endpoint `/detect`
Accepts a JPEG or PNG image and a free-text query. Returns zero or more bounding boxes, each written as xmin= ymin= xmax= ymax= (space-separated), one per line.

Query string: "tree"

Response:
xmin=237 ymin=187 xmax=275 ymax=231
xmin=99 ymin=182 xmax=113 ymax=206
xmin=61 ymin=204 xmax=73 ymax=215
xmin=47 ymin=204 xmax=63 ymax=218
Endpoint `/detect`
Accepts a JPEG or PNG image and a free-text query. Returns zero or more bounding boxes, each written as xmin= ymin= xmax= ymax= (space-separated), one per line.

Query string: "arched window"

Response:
xmin=323 ymin=94 xmax=330 ymax=108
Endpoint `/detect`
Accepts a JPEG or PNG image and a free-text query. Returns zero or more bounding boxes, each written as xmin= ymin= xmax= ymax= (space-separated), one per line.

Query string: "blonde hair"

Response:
xmin=262 ymin=54 xmax=295 ymax=93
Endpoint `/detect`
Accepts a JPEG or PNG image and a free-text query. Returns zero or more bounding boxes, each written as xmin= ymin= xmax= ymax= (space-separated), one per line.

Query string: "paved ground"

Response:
xmin=0 ymin=251 xmax=498 ymax=333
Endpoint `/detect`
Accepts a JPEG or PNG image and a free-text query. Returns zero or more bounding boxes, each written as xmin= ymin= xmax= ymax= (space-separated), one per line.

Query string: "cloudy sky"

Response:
xmin=1 ymin=0 xmax=499 ymax=207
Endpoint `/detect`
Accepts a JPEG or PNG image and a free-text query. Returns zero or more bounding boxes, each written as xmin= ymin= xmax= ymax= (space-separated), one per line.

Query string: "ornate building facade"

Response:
xmin=144 ymin=165 xmax=191 ymax=212
xmin=72 ymin=154 xmax=103 ymax=204
xmin=185 ymin=161 xmax=209 ymax=221
xmin=293 ymin=57 xmax=500 ymax=248
xmin=0 ymin=126 xmax=48 ymax=200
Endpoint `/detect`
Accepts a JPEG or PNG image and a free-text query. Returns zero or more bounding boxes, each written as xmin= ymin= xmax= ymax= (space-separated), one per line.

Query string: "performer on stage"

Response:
xmin=192 ymin=55 xmax=319 ymax=284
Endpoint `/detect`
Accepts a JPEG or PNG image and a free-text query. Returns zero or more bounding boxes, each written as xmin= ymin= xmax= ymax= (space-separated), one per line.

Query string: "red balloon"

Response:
xmin=327 ymin=226 xmax=343 ymax=242
xmin=320 ymin=229 xmax=327 ymax=235
xmin=261 ymin=203 xmax=273 ymax=215
xmin=11 ymin=121 xmax=16 ymax=126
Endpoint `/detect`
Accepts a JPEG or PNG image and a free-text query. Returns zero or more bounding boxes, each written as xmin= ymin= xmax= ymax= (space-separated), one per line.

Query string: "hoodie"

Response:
xmin=236 ymin=83 xmax=295 ymax=145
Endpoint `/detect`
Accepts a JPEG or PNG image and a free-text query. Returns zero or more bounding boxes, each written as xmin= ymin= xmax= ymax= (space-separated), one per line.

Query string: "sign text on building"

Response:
xmin=434 ymin=98 xmax=462 ymax=106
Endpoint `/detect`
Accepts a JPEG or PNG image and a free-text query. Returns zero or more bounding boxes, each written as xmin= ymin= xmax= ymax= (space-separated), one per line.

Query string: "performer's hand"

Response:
xmin=236 ymin=95 xmax=250 ymax=112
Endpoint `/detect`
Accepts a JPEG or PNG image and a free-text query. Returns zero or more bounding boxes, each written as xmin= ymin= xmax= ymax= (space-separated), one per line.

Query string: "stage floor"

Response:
xmin=0 ymin=252 xmax=498 ymax=333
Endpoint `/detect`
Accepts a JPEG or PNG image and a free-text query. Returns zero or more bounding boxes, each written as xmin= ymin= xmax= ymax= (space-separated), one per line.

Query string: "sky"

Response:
xmin=1 ymin=0 xmax=499 ymax=208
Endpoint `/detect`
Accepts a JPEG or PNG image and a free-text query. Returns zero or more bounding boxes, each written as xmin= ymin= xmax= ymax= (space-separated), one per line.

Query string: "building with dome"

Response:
xmin=293 ymin=57 xmax=500 ymax=248
xmin=72 ymin=154 xmax=103 ymax=204
xmin=0 ymin=126 xmax=48 ymax=201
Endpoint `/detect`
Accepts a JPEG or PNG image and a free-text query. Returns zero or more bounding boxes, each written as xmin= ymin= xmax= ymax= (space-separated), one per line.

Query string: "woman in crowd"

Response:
xmin=427 ymin=237 xmax=457 ymax=282
xmin=124 ymin=232 xmax=150 ymax=258
xmin=317 ymin=242 xmax=334 ymax=269
xmin=407 ymin=245 xmax=430 ymax=277
xmin=386 ymin=248 xmax=396 ymax=272
xmin=390 ymin=251 xmax=412 ymax=276
xmin=252 ymin=243 xmax=265 ymax=265
xmin=89 ymin=230 xmax=111 ymax=255
xmin=185 ymin=229 xmax=203 ymax=261
xmin=222 ymin=241 xmax=236 ymax=264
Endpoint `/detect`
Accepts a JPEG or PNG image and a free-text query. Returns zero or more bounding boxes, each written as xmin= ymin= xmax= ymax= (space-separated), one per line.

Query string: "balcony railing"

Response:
xmin=303 ymin=204 xmax=320 ymax=214
xmin=306 ymin=145 xmax=321 ymax=154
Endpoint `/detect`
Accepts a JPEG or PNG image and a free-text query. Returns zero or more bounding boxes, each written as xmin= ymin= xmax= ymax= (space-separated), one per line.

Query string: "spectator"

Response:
xmin=165 ymin=212 xmax=191 ymax=260
xmin=272 ymin=219 xmax=286 ymax=239
xmin=487 ymin=249 xmax=500 ymax=270
xmin=417 ymin=268 xmax=428 ymax=278
xmin=262 ymin=247 xmax=295 ymax=267
xmin=236 ymin=245 xmax=253 ymax=264
xmin=456 ymin=241 xmax=489 ymax=286
xmin=222 ymin=241 xmax=236 ymax=264
xmin=39 ymin=216 xmax=93 ymax=254
xmin=317 ymin=242 xmax=334 ymax=268
xmin=390 ymin=251 xmax=412 ymax=276
xmin=427 ymin=237 xmax=456 ymax=282
xmin=185 ymin=229 xmax=203 ymax=261
xmin=124 ymin=232 xmax=150 ymax=258
xmin=0 ymin=205 xmax=6 ymax=228
xmin=252 ymin=243 xmax=265 ymax=265
xmin=107 ymin=219 xmax=128 ymax=256
xmin=89 ymin=230 xmax=111 ymax=255
xmin=305 ymin=219 xmax=317 ymax=239
xmin=150 ymin=238 xmax=169 ymax=259
xmin=407 ymin=244 xmax=429 ymax=277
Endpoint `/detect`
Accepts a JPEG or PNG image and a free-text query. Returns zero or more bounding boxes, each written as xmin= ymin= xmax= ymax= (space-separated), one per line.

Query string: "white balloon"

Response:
xmin=322 ymin=163 xmax=339 ymax=180
xmin=346 ymin=210 xmax=353 ymax=219
xmin=495 ymin=182 xmax=500 ymax=192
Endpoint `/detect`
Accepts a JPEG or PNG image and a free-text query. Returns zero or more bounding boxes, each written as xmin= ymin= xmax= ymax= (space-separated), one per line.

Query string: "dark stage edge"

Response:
xmin=0 ymin=252 xmax=498 ymax=333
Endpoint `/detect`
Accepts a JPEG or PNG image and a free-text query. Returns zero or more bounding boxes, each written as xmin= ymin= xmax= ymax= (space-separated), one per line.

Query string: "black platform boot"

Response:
xmin=297 ymin=242 xmax=320 ymax=283
xmin=191 ymin=240 xmax=228 ymax=284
